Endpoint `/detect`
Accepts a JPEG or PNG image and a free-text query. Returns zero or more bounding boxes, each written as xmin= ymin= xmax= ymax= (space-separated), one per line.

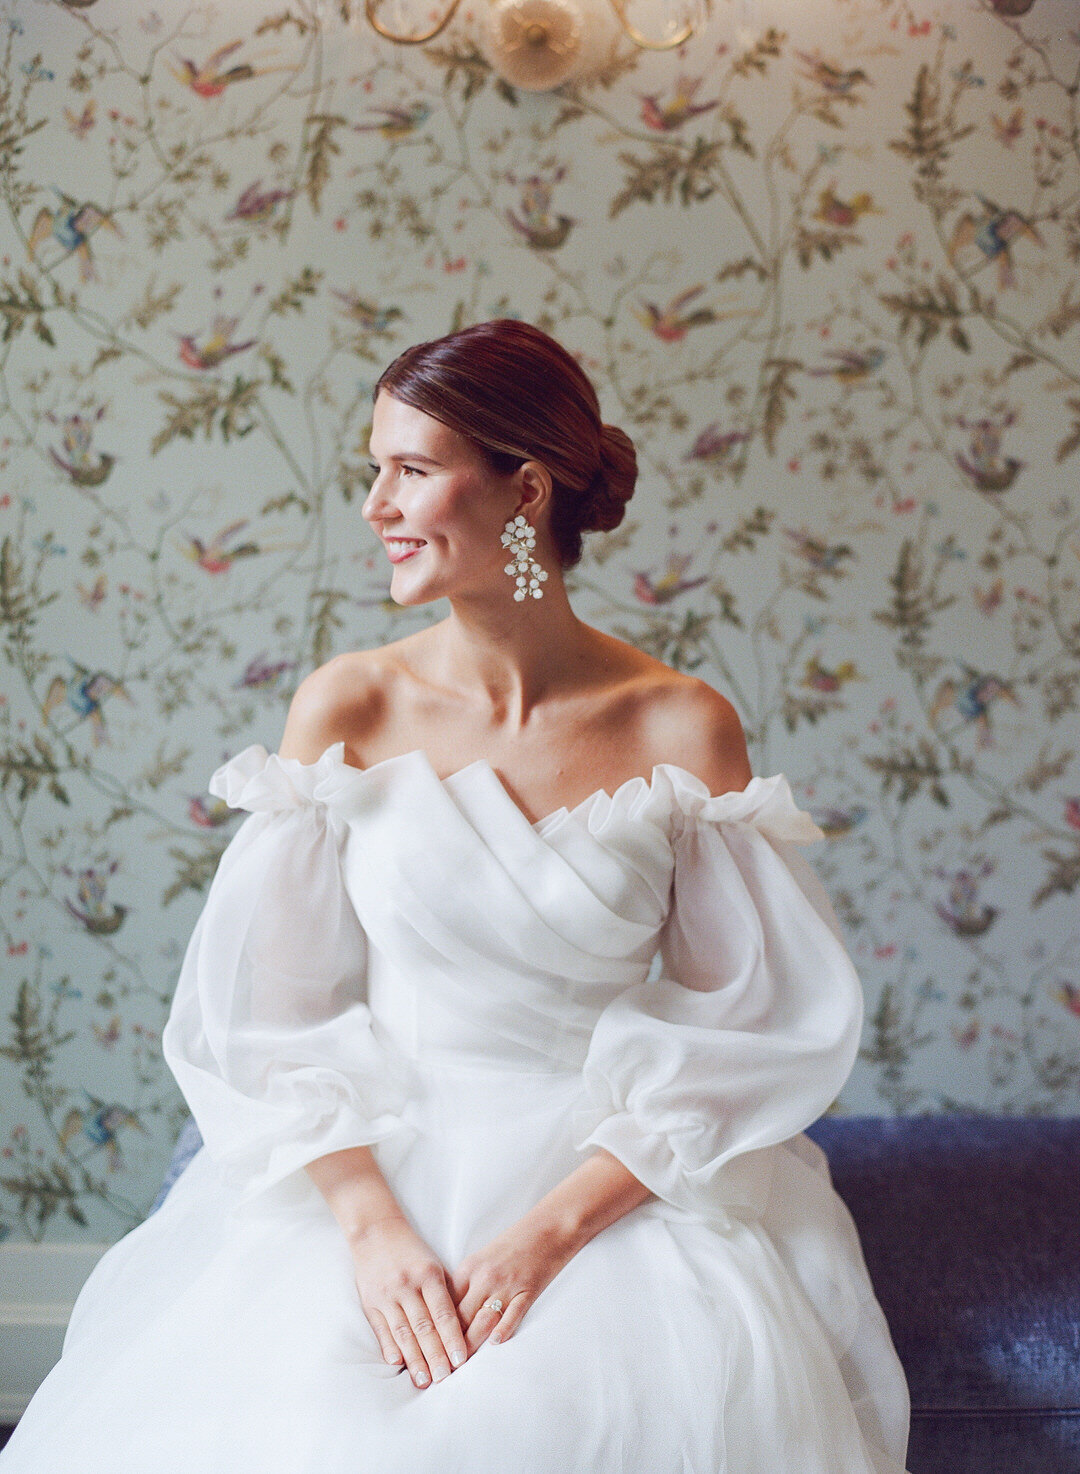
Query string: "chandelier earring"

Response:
xmin=501 ymin=515 xmax=548 ymax=601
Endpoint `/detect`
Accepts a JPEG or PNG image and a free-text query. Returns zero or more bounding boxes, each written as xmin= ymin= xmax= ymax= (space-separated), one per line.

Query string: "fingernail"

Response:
xmin=451 ymin=1350 xmax=465 ymax=1366
xmin=433 ymin=1367 xmax=448 ymax=1382
xmin=490 ymin=1332 xmax=501 ymax=1344
xmin=416 ymin=1373 xmax=429 ymax=1387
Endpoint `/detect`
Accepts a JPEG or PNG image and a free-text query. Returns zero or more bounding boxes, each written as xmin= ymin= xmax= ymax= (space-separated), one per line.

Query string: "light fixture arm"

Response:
xmin=360 ymin=0 xmax=696 ymax=64
xmin=364 ymin=0 xmax=465 ymax=43
xmin=604 ymin=0 xmax=692 ymax=50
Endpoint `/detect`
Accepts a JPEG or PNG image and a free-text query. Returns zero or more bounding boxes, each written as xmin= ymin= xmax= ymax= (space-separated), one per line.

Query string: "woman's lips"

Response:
xmin=383 ymin=538 xmax=426 ymax=564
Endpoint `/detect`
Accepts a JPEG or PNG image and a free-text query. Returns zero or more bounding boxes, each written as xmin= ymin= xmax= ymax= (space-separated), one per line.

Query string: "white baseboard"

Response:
xmin=0 ymin=1242 xmax=109 ymax=1421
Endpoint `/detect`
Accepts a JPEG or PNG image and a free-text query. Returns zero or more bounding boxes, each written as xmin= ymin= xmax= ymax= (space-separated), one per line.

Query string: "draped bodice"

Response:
xmin=209 ymin=745 xmax=822 ymax=1073
xmin=166 ymin=740 xmax=859 ymax=1215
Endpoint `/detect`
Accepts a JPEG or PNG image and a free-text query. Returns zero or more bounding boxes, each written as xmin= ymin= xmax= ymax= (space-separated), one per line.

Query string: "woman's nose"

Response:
xmin=361 ymin=475 xmax=392 ymax=524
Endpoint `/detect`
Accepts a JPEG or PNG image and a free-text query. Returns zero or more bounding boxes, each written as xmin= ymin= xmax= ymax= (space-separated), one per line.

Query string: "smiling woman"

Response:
xmin=0 ymin=320 xmax=911 ymax=1474
xmin=374 ymin=319 xmax=637 ymax=569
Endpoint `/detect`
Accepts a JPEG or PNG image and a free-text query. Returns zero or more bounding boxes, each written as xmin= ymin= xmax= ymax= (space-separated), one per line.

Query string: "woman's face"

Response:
xmin=363 ymin=392 xmax=525 ymax=607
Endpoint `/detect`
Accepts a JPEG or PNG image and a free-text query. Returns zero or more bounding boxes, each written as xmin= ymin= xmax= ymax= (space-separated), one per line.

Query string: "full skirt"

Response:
xmin=1 ymin=1060 xmax=909 ymax=1473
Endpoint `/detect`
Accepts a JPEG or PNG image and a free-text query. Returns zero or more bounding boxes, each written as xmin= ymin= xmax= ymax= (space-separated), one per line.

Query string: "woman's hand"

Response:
xmin=351 ymin=1215 xmax=469 ymax=1388
xmin=449 ymin=1213 xmax=581 ymax=1353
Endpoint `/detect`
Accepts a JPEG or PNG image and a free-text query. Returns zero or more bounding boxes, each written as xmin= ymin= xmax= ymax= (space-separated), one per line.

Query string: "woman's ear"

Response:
xmin=514 ymin=460 xmax=553 ymax=522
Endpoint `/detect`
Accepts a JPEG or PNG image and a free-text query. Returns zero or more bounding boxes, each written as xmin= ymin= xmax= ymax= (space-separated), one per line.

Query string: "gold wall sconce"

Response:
xmin=330 ymin=0 xmax=709 ymax=91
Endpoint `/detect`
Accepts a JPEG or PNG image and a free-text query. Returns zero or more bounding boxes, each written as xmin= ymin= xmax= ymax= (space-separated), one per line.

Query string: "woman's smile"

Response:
xmin=382 ymin=536 xmax=427 ymax=564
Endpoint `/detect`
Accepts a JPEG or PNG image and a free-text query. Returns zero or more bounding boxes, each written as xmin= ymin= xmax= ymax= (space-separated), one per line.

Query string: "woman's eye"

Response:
xmin=367 ymin=461 xmax=423 ymax=479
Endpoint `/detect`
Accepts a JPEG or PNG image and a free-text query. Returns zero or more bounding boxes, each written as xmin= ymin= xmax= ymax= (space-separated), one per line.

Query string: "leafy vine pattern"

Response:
xmin=0 ymin=0 xmax=1077 ymax=1241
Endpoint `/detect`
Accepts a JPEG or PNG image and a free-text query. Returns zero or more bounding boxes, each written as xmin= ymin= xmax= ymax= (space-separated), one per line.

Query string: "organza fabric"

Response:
xmin=2 ymin=744 xmax=910 ymax=1473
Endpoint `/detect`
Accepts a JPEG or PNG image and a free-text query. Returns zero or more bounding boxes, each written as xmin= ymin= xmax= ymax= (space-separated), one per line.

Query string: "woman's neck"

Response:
xmin=434 ymin=579 xmax=594 ymax=727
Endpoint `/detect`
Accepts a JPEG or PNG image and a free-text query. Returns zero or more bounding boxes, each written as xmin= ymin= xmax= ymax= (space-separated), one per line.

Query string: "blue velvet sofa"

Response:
xmin=125 ymin=1116 xmax=1080 ymax=1472
xmin=806 ymin=1117 xmax=1080 ymax=1473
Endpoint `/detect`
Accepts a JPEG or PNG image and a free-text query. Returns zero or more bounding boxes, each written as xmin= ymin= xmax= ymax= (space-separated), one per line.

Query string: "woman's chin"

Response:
xmin=387 ymin=569 xmax=442 ymax=608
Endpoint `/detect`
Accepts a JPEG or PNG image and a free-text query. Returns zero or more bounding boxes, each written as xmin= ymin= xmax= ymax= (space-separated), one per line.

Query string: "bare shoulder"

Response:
xmin=637 ymin=673 xmax=752 ymax=796
xmin=278 ymin=648 xmax=394 ymax=764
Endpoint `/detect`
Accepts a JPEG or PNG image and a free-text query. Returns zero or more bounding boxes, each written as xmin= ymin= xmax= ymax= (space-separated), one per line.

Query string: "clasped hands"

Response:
xmin=352 ymin=1211 xmax=579 ymax=1389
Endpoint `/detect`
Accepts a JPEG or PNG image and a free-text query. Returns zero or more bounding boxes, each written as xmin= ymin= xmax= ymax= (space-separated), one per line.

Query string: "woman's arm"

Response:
xmin=522 ymin=1149 xmax=654 ymax=1256
xmin=279 ymin=670 xmax=469 ymax=1390
xmin=306 ymin=1144 xmax=470 ymax=1388
xmin=448 ymin=1149 xmax=653 ymax=1349
xmin=304 ymin=1142 xmax=412 ymax=1244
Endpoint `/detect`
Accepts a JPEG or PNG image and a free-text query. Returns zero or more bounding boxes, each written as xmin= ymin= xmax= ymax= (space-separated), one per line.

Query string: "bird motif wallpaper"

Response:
xmin=0 ymin=0 xmax=1078 ymax=1245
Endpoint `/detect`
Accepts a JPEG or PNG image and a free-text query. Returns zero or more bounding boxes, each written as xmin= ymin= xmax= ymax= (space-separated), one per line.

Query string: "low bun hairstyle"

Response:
xmin=374 ymin=319 xmax=638 ymax=568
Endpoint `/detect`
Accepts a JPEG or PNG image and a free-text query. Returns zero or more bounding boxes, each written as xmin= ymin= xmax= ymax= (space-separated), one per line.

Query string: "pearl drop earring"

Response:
xmin=501 ymin=515 xmax=548 ymax=601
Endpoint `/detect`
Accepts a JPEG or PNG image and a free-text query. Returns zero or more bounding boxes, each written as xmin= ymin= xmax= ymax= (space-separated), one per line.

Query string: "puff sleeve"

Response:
xmin=162 ymin=744 xmax=414 ymax=1201
xmin=573 ymin=772 xmax=863 ymax=1219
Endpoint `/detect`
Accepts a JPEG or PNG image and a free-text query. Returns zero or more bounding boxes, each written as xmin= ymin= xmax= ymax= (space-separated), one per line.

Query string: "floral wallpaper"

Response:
xmin=0 ymin=0 xmax=1077 ymax=1245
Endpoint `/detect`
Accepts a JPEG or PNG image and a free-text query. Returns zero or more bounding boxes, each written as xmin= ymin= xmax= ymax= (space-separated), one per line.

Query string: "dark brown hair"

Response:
xmin=374 ymin=319 xmax=637 ymax=568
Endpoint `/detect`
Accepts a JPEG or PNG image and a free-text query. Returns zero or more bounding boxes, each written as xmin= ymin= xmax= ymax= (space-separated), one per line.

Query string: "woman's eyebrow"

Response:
xmin=370 ymin=450 xmax=443 ymax=465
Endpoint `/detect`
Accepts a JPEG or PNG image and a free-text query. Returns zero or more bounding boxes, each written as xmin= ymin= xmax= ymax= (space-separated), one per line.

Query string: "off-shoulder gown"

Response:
xmin=1 ymin=745 xmax=911 ymax=1473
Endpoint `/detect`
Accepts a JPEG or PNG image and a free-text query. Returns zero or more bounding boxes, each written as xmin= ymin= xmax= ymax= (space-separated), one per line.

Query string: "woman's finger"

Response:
xmin=489 ymin=1289 xmax=531 ymax=1343
xmin=422 ymin=1275 xmax=469 ymax=1370
xmin=401 ymin=1290 xmax=453 ymax=1384
xmin=364 ymin=1303 xmax=405 ymax=1369
xmin=387 ymin=1303 xmax=432 ymax=1388
xmin=463 ymin=1289 xmax=513 ymax=1350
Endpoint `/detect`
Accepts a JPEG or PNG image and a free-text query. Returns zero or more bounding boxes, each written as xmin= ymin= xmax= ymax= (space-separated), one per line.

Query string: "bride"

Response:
xmin=1 ymin=319 xmax=910 ymax=1472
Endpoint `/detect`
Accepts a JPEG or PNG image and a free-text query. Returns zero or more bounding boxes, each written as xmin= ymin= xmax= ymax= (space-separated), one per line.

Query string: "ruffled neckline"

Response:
xmin=208 ymin=742 xmax=824 ymax=847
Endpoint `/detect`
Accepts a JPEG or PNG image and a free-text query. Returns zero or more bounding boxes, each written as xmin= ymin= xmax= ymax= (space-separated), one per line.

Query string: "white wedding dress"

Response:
xmin=2 ymin=744 xmax=910 ymax=1473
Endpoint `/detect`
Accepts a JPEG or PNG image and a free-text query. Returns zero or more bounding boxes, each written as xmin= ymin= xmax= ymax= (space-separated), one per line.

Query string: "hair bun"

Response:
xmin=582 ymin=423 xmax=637 ymax=533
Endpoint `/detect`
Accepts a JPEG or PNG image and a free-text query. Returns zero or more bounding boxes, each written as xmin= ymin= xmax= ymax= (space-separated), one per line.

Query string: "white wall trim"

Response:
xmin=0 ymin=1243 xmax=109 ymax=1421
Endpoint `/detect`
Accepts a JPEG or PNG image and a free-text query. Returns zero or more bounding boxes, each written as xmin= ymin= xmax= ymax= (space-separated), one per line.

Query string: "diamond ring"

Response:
xmin=483 ymin=1297 xmax=504 ymax=1313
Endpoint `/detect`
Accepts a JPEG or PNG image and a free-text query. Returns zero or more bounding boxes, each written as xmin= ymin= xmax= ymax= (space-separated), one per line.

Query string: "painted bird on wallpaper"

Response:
xmin=49 ymin=411 xmax=115 ymax=487
xmin=27 ymin=189 xmax=121 ymax=282
xmin=1064 ymin=796 xmax=1080 ymax=831
xmin=92 ymin=1014 xmax=122 ymax=1049
xmin=639 ymin=75 xmax=719 ymax=131
xmin=948 ymin=197 xmax=1043 ymax=290
xmin=354 ymin=102 xmax=432 ymax=139
xmin=955 ymin=417 xmax=1024 ymax=494
xmin=76 ymin=575 xmax=108 ymax=611
xmin=507 ymin=177 xmax=574 ymax=251
xmin=807 ymin=347 xmax=886 ymax=385
xmin=60 ymin=1095 xmax=143 ymax=1171
xmin=802 ymin=655 xmax=861 ymax=693
xmin=783 ymin=527 xmax=854 ymax=574
xmin=934 ymin=865 xmax=997 ymax=937
xmin=169 ymin=41 xmax=278 ymax=99
xmin=950 ymin=1017 xmax=980 ymax=1049
xmin=178 ymin=315 xmax=257 ymax=370
xmin=188 ymin=794 xmax=236 ymax=828
xmin=42 ymin=661 xmax=131 ymax=744
xmin=795 ymin=51 xmax=869 ymax=98
xmin=972 ymin=576 xmax=1005 ymax=617
xmin=633 ymin=554 xmax=708 ymax=605
xmin=64 ymin=865 xmax=127 ymax=935
xmin=991 ymin=107 xmax=1024 ymax=149
xmin=226 ymin=180 xmax=293 ymax=225
xmin=929 ymin=668 xmax=1019 ymax=747
xmin=1054 ymin=981 xmax=1080 ymax=1017
xmin=813 ymin=185 xmax=881 ymax=229
xmin=331 ymin=290 xmax=403 ymax=336
xmin=235 ymin=653 xmax=295 ymax=689
xmin=181 ymin=520 xmax=260 ymax=574
xmin=63 ymin=100 xmax=97 ymax=138
xmin=635 ymin=286 xmax=719 ymax=342
xmin=810 ymin=804 xmax=868 ymax=838
xmin=684 ymin=424 xmax=748 ymax=463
